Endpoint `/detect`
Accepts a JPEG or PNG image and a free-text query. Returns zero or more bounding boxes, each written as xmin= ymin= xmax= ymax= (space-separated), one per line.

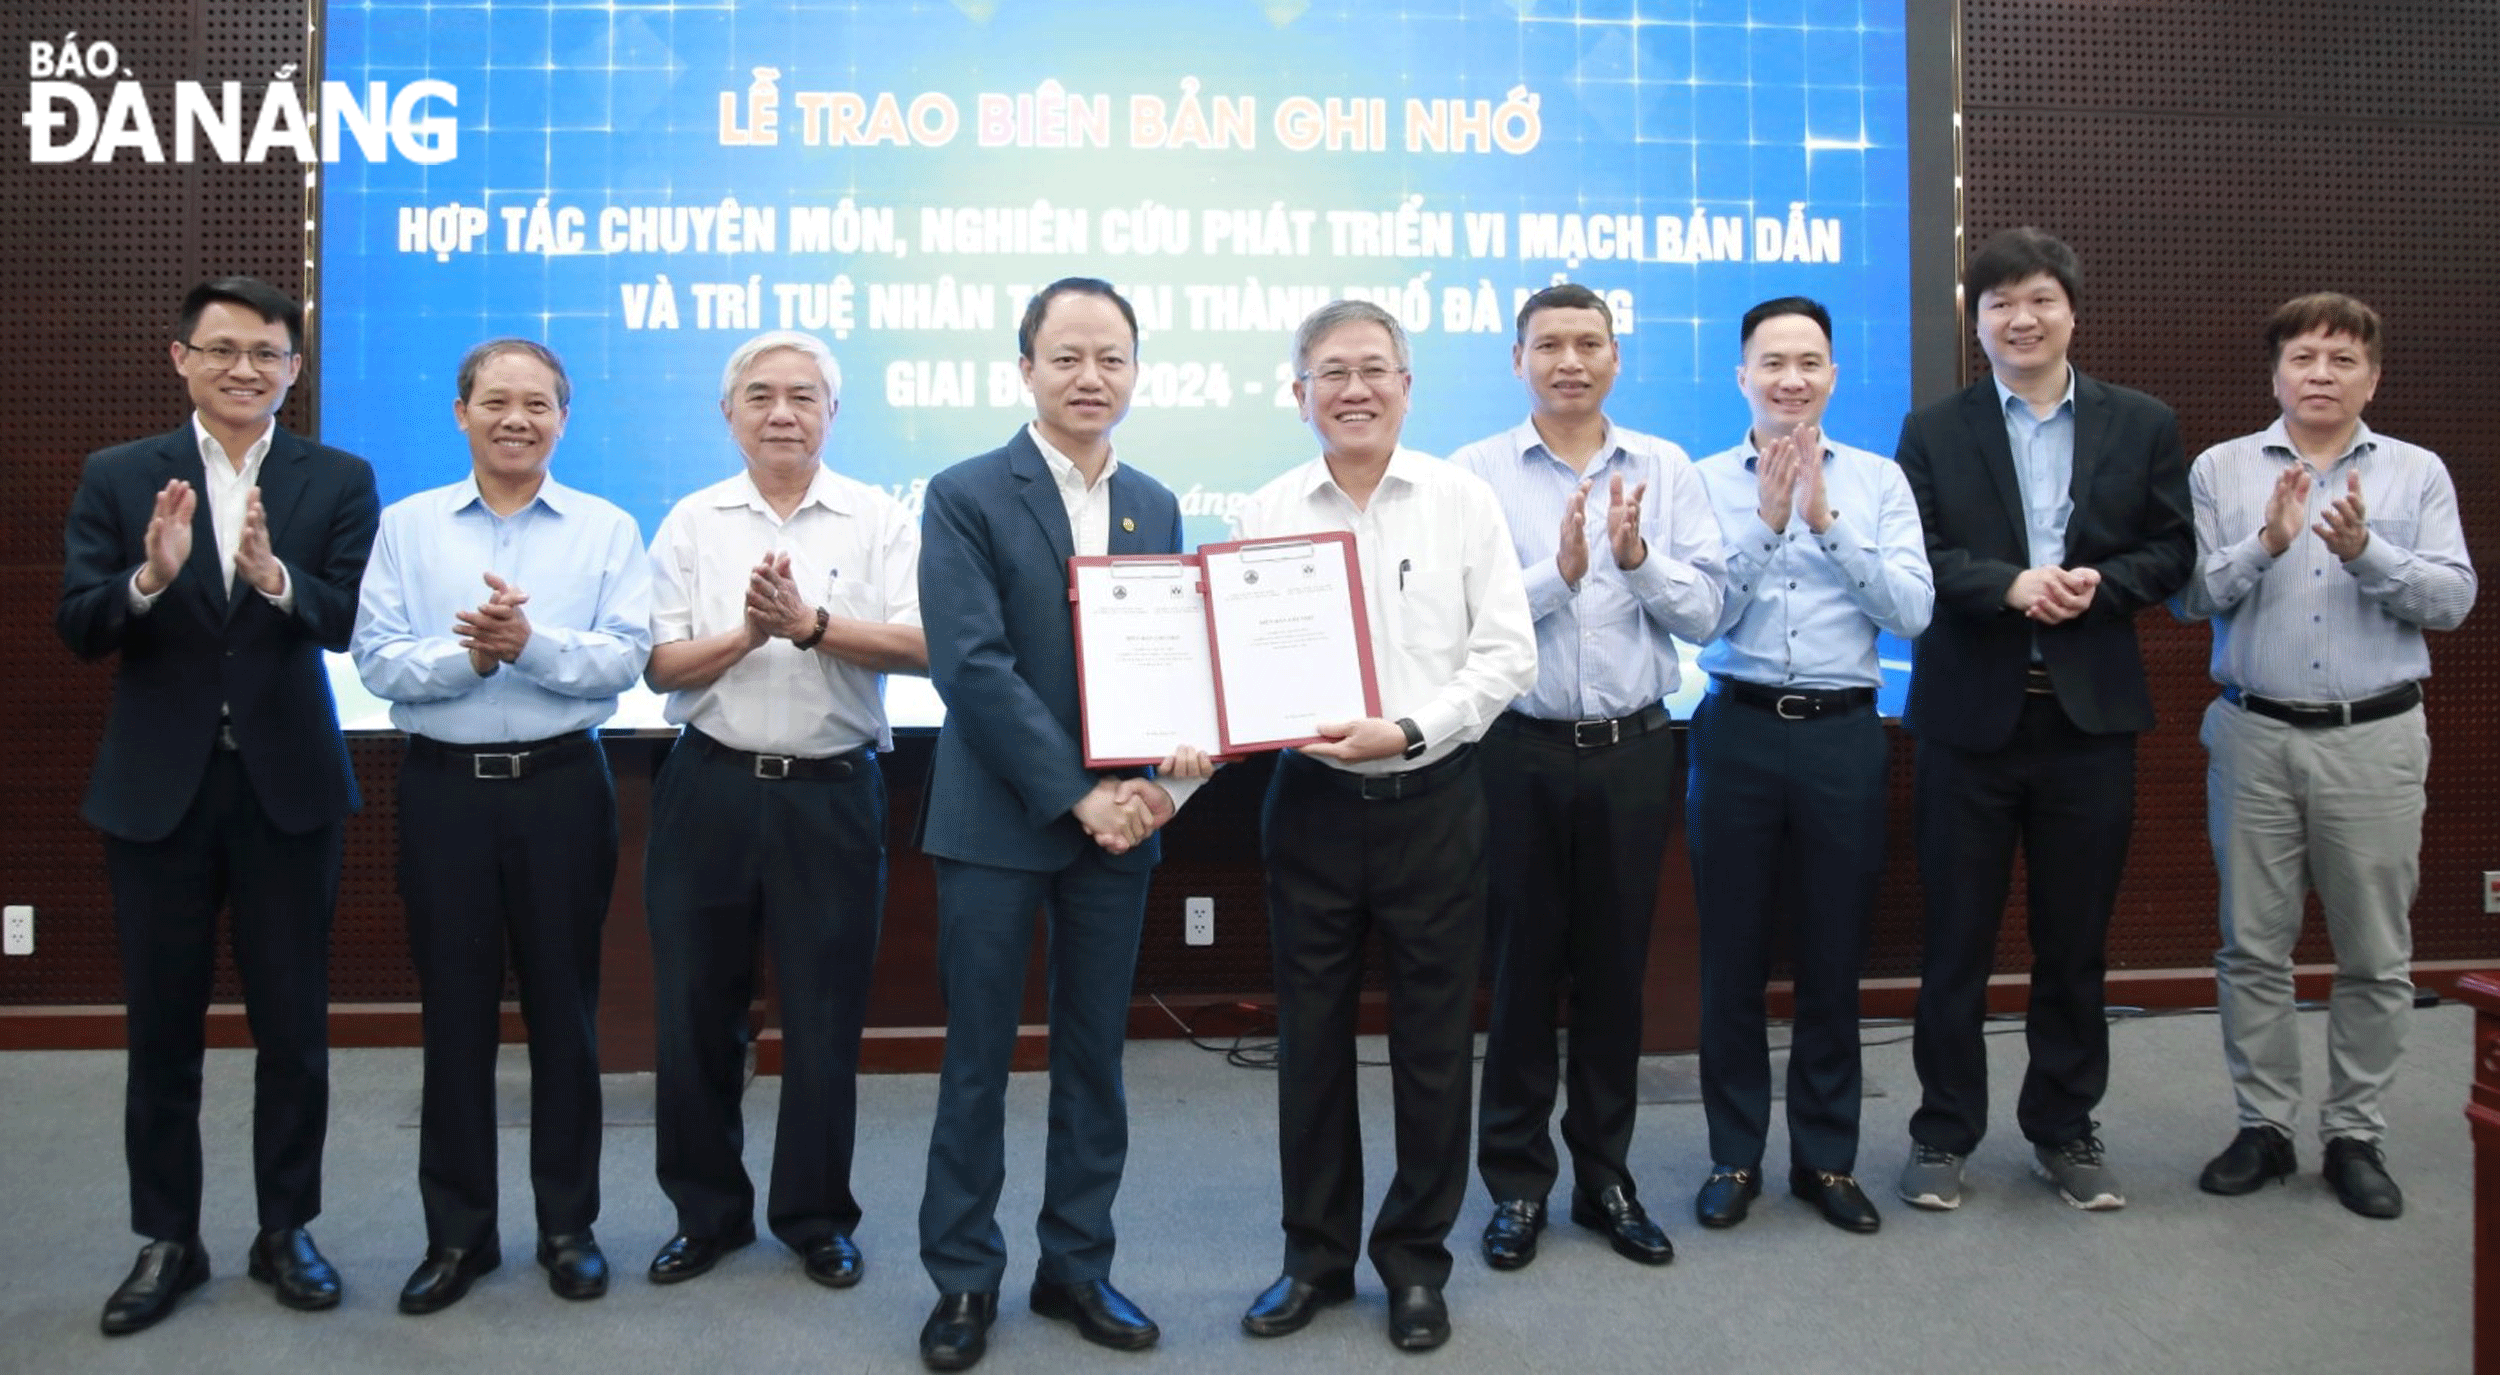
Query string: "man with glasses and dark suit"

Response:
xmin=58 ymin=276 xmax=378 ymax=1335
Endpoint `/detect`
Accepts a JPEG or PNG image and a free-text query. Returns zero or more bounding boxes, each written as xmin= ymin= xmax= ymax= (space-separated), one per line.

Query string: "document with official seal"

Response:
xmin=1069 ymin=555 xmax=1221 ymax=767
xmin=1199 ymin=531 xmax=1381 ymax=753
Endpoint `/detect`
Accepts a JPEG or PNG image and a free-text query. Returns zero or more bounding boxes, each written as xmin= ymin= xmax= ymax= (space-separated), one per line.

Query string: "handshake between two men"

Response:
xmin=1074 ymin=745 xmax=1214 ymax=854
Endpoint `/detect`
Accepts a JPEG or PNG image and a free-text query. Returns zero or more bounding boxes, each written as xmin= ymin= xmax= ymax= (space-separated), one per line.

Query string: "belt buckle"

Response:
xmin=1774 ymin=694 xmax=1810 ymax=721
xmin=753 ymin=754 xmax=794 ymax=781
xmin=472 ymin=752 xmax=523 ymax=780
xmin=1572 ymin=718 xmax=1620 ymax=748
xmin=2329 ymin=701 xmax=2354 ymax=727
xmin=1357 ymin=772 xmax=1404 ymax=801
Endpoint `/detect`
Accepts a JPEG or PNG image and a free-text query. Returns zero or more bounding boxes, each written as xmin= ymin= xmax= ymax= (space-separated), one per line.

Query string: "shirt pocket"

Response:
xmin=825 ymin=571 xmax=886 ymax=623
xmin=1394 ymin=566 xmax=1472 ymax=674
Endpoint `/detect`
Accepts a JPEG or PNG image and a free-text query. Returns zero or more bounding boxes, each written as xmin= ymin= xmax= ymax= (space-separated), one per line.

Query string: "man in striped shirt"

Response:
xmin=2175 ymin=292 xmax=2476 ymax=1220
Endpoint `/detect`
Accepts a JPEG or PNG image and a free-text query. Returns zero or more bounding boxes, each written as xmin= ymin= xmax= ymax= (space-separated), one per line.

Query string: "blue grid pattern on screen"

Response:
xmin=317 ymin=0 xmax=1909 ymax=543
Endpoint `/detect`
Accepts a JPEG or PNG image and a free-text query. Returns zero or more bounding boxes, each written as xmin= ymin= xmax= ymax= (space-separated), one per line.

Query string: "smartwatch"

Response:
xmin=1395 ymin=716 xmax=1426 ymax=761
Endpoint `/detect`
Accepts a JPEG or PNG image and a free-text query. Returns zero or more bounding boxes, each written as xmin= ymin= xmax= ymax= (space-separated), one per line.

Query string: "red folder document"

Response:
xmin=1067 ymin=531 xmax=1381 ymax=766
xmin=1068 ymin=554 xmax=1220 ymax=768
xmin=1196 ymin=530 xmax=1381 ymax=754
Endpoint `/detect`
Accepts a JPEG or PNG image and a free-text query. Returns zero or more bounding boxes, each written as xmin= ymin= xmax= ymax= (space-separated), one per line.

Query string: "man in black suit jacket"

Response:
xmin=56 ymin=277 xmax=379 ymax=1335
xmin=1891 ymin=230 xmax=2192 ymax=1215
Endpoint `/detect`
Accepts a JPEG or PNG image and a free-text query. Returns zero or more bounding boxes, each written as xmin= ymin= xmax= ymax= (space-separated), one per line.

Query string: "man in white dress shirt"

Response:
xmin=1236 ymin=299 xmax=1537 ymax=1355
xmin=639 ymin=330 xmax=928 ymax=1290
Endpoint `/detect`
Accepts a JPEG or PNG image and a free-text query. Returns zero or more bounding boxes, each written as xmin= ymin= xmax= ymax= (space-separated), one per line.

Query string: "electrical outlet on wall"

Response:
xmin=3 ymin=905 xmax=31 ymax=957
xmin=1184 ymin=897 xmax=1214 ymax=947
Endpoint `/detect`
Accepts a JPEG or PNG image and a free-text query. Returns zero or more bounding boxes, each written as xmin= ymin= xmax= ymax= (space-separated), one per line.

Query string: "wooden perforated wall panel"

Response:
xmin=1949 ymin=0 xmax=2500 ymax=979
xmin=4 ymin=2 xmax=2495 ymax=1028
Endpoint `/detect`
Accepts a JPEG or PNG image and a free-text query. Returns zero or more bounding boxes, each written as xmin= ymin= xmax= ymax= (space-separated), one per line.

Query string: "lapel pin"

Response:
xmin=1121 ymin=516 xmax=1135 ymax=532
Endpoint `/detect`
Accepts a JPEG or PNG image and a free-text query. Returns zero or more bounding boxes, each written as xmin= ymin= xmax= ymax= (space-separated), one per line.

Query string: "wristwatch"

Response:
xmin=792 ymin=606 xmax=830 ymax=651
xmin=1395 ymin=716 xmax=1426 ymax=761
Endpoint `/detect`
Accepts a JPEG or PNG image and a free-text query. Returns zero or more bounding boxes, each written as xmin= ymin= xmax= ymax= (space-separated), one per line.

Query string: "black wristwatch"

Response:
xmin=792 ymin=606 xmax=830 ymax=651
xmin=1395 ymin=716 xmax=1426 ymax=760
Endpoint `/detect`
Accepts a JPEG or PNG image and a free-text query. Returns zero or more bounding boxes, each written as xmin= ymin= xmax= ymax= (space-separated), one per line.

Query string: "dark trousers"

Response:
xmin=645 ymin=735 xmax=886 ymax=1248
xmin=1688 ymin=692 xmax=1886 ymax=1173
xmin=1263 ymin=749 xmax=1487 ymax=1291
xmin=1475 ymin=716 xmax=1676 ymax=1206
xmin=1910 ymin=698 xmax=2136 ymax=1154
xmin=105 ymin=749 xmax=339 ymax=1242
xmin=398 ymin=735 xmax=617 ymax=1250
xmin=918 ymin=851 xmax=1151 ymax=1294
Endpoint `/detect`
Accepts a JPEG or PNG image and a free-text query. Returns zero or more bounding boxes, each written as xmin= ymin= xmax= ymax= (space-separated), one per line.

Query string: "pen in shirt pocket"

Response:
xmin=1398 ymin=558 xmax=1411 ymax=591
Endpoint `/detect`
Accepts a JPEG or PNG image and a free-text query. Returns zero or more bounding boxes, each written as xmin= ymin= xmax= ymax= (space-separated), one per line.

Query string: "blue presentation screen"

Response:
xmin=318 ymin=0 xmax=1912 ymax=726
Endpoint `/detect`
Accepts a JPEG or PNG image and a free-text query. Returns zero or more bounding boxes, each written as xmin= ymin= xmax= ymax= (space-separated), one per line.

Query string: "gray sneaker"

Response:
xmin=2033 ymin=1134 xmax=2126 ymax=1210
xmin=1896 ymin=1142 xmax=1965 ymax=1210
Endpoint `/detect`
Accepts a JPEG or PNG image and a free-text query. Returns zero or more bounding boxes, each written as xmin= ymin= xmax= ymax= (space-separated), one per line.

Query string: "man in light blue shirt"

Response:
xmin=1687 ymin=297 xmax=1931 ymax=1236
xmin=351 ymin=338 xmax=652 ymax=1314
xmin=2175 ymin=293 xmax=2474 ymax=1219
xmin=1449 ymin=283 xmax=1723 ymax=1275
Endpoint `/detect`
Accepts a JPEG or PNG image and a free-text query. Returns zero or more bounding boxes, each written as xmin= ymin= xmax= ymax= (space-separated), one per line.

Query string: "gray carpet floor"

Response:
xmin=0 ymin=1001 xmax=2476 ymax=1374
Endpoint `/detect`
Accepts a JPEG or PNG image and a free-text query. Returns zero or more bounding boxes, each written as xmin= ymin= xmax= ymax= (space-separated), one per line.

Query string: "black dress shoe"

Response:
xmin=803 ymin=1234 xmax=863 ymax=1290
xmin=647 ymin=1222 xmax=757 ymax=1285
xmin=537 ymin=1232 xmax=609 ymax=1300
xmin=1480 ymin=1198 xmax=1545 ymax=1270
xmin=2323 ymin=1137 xmax=2404 ymax=1219
xmin=248 ymin=1227 xmax=342 ymax=1311
xmin=919 ymin=1291 xmax=999 ymax=1371
xmin=2199 ymin=1125 xmax=2297 ymax=1196
xmin=1570 ymin=1184 xmax=1673 ymax=1265
xmin=398 ymin=1241 xmax=502 ymax=1315
xmin=1694 ymin=1166 xmax=1761 ymax=1229
xmin=101 ymin=1238 xmax=210 ymax=1336
xmin=1789 ymin=1168 xmax=1882 ymax=1234
xmin=1029 ymin=1277 xmax=1159 ymax=1351
xmin=1386 ymin=1284 xmax=1450 ymax=1352
xmin=1240 ymin=1271 xmax=1355 ymax=1337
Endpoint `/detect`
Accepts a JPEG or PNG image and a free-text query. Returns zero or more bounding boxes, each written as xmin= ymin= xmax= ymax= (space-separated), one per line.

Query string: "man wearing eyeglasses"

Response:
xmin=1236 ymin=299 xmax=1536 ymax=1354
xmin=1447 ymin=282 xmax=1723 ymax=1274
xmin=57 ymin=276 xmax=380 ymax=1335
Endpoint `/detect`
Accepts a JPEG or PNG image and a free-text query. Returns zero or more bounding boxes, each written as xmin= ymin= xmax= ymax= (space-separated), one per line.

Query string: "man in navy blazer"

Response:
xmin=913 ymin=279 xmax=1205 ymax=1372
xmin=56 ymin=277 xmax=379 ymax=1335
xmin=1891 ymin=230 xmax=2192 ymax=1216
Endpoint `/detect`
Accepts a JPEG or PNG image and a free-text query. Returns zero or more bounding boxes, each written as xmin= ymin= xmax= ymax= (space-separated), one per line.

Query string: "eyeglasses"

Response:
xmin=1300 ymin=363 xmax=1405 ymax=389
xmin=177 ymin=340 xmax=294 ymax=370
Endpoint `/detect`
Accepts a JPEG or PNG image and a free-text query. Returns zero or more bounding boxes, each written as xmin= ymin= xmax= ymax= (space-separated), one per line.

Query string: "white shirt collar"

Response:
xmin=1028 ymin=421 xmax=1119 ymax=492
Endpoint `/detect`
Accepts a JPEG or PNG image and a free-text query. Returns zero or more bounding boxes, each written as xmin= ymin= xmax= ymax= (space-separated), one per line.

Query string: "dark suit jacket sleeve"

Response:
xmin=281 ymin=454 xmax=381 ymax=651
xmin=55 ymin=449 xmax=146 ymax=661
xmin=919 ymin=466 xmax=1097 ymax=829
xmin=2075 ymin=387 xmax=2193 ymax=620
xmin=1895 ymin=405 xmax=2024 ymax=620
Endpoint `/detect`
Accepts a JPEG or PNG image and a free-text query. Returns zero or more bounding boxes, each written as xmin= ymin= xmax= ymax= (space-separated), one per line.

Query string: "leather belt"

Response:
xmin=1499 ymin=703 xmax=1672 ymax=749
xmin=1712 ymin=678 xmax=1875 ymax=722
xmin=407 ymin=730 xmax=596 ymax=780
xmin=683 ymin=726 xmax=873 ymax=781
xmin=2223 ymin=681 xmax=2421 ymax=729
xmin=1284 ymin=742 xmax=1475 ymax=801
